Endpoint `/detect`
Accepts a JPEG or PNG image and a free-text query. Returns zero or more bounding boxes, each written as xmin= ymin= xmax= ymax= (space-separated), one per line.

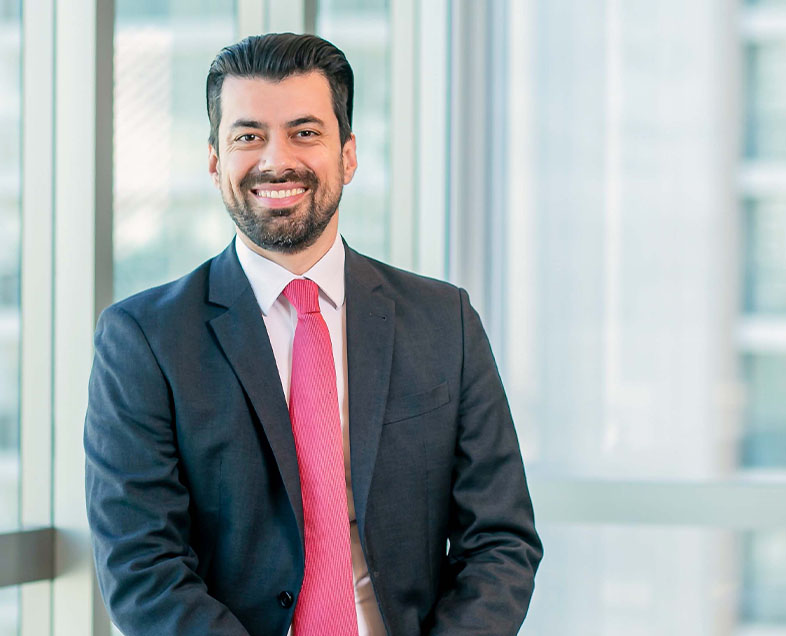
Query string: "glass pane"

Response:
xmin=316 ymin=0 xmax=390 ymax=261
xmin=742 ymin=530 xmax=786 ymax=624
xmin=745 ymin=0 xmax=786 ymax=6
xmin=0 ymin=0 xmax=21 ymax=531
xmin=113 ymin=0 xmax=236 ymax=301
xmin=524 ymin=524 xmax=786 ymax=635
xmin=741 ymin=353 xmax=786 ymax=468
xmin=507 ymin=0 xmax=749 ymax=481
xmin=742 ymin=198 xmax=786 ymax=315
xmin=0 ymin=586 xmax=18 ymax=636
xmin=744 ymin=41 xmax=786 ymax=162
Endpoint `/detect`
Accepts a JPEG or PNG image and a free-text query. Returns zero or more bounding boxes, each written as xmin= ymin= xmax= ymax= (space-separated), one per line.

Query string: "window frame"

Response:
xmin=4 ymin=1 xmax=786 ymax=635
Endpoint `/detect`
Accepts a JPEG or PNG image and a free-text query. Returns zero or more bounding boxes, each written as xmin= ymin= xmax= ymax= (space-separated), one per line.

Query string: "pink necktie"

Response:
xmin=283 ymin=279 xmax=359 ymax=636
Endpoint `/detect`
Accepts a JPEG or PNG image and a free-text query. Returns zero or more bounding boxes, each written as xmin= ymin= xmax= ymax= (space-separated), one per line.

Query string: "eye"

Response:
xmin=295 ymin=130 xmax=318 ymax=138
xmin=236 ymin=133 xmax=259 ymax=142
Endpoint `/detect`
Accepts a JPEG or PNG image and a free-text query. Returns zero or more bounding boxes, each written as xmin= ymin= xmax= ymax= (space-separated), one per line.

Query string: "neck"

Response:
xmin=237 ymin=215 xmax=339 ymax=275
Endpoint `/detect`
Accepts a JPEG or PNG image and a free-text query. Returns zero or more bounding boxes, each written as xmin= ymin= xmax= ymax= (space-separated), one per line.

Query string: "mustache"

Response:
xmin=239 ymin=168 xmax=318 ymax=190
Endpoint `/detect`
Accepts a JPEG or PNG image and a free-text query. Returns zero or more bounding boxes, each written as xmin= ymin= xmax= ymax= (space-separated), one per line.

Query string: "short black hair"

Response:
xmin=206 ymin=33 xmax=354 ymax=150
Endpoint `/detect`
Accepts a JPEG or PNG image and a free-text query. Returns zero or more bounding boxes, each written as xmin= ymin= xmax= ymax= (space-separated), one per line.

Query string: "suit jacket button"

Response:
xmin=278 ymin=591 xmax=294 ymax=609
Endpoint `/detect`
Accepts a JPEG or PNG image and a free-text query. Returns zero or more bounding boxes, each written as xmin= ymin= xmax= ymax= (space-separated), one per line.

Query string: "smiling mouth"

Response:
xmin=250 ymin=186 xmax=309 ymax=208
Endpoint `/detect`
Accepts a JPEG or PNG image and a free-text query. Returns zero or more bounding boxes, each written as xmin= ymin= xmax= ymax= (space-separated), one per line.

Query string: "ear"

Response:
xmin=208 ymin=144 xmax=221 ymax=188
xmin=342 ymin=133 xmax=358 ymax=185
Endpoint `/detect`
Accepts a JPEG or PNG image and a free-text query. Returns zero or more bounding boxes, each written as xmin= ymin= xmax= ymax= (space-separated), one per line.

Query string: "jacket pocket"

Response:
xmin=383 ymin=381 xmax=450 ymax=424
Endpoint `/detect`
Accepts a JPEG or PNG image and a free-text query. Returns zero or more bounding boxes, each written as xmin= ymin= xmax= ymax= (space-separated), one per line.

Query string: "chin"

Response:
xmin=252 ymin=234 xmax=318 ymax=254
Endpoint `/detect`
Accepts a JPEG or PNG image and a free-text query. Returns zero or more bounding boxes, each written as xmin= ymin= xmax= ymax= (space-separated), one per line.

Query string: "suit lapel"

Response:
xmin=206 ymin=241 xmax=304 ymax=536
xmin=204 ymin=240 xmax=396 ymax=542
xmin=344 ymin=245 xmax=395 ymax=541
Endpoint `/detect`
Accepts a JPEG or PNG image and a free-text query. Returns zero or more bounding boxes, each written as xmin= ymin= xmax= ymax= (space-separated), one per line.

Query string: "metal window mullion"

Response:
xmin=236 ymin=0 xmax=267 ymax=38
xmin=20 ymin=0 xmax=56 ymax=631
xmin=447 ymin=0 xmax=511 ymax=351
xmin=236 ymin=0 xmax=309 ymax=43
xmin=52 ymin=0 xmax=114 ymax=633
xmin=504 ymin=0 xmax=537 ymax=441
xmin=0 ymin=529 xmax=55 ymax=588
xmin=415 ymin=0 xmax=449 ymax=280
xmin=737 ymin=316 xmax=786 ymax=353
xmin=20 ymin=0 xmax=53 ymax=552
xmin=268 ymin=0 xmax=305 ymax=32
xmin=21 ymin=0 xmax=55 ymax=537
xmin=303 ymin=0 xmax=317 ymax=34
xmin=740 ymin=6 xmax=786 ymax=40
xmin=389 ymin=0 xmax=417 ymax=270
xmin=483 ymin=0 xmax=509 ymax=357
xmin=738 ymin=162 xmax=786 ymax=197
xmin=447 ymin=1 xmax=491 ymax=317
xmin=529 ymin=478 xmax=786 ymax=528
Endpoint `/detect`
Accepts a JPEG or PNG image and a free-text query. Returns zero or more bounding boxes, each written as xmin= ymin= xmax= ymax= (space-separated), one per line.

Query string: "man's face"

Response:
xmin=208 ymin=71 xmax=357 ymax=253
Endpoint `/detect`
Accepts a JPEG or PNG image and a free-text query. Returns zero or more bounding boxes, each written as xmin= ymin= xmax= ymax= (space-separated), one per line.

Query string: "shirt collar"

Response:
xmin=235 ymin=231 xmax=346 ymax=315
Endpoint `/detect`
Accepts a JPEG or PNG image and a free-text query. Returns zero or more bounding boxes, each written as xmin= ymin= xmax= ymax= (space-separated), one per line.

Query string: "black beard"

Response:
xmin=221 ymin=167 xmax=343 ymax=254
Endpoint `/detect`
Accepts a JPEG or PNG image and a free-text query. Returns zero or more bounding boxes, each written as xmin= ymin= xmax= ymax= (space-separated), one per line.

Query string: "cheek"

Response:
xmin=222 ymin=164 xmax=246 ymax=193
xmin=222 ymin=151 xmax=255 ymax=180
xmin=218 ymin=169 xmax=233 ymax=195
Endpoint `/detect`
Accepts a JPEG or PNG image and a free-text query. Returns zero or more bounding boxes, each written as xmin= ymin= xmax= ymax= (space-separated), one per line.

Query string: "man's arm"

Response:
xmin=427 ymin=288 xmax=543 ymax=635
xmin=84 ymin=305 xmax=250 ymax=636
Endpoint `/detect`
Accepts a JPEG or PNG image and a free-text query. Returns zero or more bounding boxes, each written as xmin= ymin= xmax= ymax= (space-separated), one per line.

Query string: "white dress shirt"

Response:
xmin=235 ymin=231 xmax=385 ymax=636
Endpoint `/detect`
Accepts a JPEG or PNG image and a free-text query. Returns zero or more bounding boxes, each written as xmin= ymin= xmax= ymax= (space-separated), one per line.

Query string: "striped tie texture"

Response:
xmin=283 ymin=278 xmax=359 ymax=636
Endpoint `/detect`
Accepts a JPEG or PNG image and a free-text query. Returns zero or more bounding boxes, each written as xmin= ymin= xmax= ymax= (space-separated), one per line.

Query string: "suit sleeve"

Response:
xmin=427 ymin=289 xmax=543 ymax=635
xmin=84 ymin=305 xmax=251 ymax=636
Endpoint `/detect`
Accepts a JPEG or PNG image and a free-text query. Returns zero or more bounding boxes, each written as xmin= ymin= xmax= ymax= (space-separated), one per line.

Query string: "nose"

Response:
xmin=257 ymin=132 xmax=296 ymax=174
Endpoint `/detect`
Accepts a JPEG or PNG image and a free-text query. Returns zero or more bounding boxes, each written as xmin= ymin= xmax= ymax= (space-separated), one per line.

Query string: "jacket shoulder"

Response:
xmin=348 ymin=249 xmax=462 ymax=306
xmin=100 ymin=254 xmax=218 ymax=328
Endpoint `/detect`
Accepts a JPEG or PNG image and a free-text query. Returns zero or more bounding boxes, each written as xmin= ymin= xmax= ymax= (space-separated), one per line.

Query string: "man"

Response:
xmin=85 ymin=33 xmax=541 ymax=636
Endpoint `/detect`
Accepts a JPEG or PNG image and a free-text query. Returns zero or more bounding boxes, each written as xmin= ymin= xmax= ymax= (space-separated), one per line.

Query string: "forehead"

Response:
xmin=219 ymin=71 xmax=336 ymax=130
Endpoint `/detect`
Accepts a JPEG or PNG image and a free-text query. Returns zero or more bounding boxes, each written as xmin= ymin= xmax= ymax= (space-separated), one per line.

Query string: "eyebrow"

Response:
xmin=229 ymin=115 xmax=325 ymax=139
xmin=286 ymin=116 xmax=325 ymax=128
xmin=228 ymin=116 xmax=326 ymax=132
xmin=229 ymin=119 xmax=267 ymax=131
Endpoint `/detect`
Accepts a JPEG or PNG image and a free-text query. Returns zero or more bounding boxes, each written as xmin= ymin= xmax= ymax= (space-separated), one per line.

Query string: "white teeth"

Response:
xmin=255 ymin=187 xmax=305 ymax=199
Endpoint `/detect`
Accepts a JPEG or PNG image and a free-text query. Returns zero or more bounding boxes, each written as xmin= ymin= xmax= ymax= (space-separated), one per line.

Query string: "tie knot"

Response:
xmin=283 ymin=278 xmax=320 ymax=315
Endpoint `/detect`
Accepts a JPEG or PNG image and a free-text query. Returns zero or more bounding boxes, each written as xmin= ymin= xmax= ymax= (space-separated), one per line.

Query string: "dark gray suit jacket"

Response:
xmin=84 ymin=239 xmax=542 ymax=636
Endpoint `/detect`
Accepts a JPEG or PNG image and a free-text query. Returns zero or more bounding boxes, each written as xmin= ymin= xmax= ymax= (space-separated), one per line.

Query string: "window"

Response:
xmin=113 ymin=0 xmax=236 ymax=301
xmin=744 ymin=41 xmax=786 ymax=162
xmin=316 ymin=0 xmax=391 ymax=261
xmin=526 ymin=524 xmax=738 ymax=635
xmin=0 ymin=3 xmax=21 ymax=632
xmin=507 ymin=0 xmax=786 ymax=633
xmin=738 ymin=1 xmax=786 ymax=631
xmin=2 ymin=2 xmax=786 ymax=635
xmin=0 ymin=586 xmax=18 ymax=636
xmin=508 ymin=0 xmax=740 ymax=482
xmin=0 ymin=0 xmax=21 ymax=532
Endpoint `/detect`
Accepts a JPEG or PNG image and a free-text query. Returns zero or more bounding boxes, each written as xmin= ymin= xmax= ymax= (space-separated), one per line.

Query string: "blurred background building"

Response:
xmin=1 ymin=0 xmax=785 ymax=634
